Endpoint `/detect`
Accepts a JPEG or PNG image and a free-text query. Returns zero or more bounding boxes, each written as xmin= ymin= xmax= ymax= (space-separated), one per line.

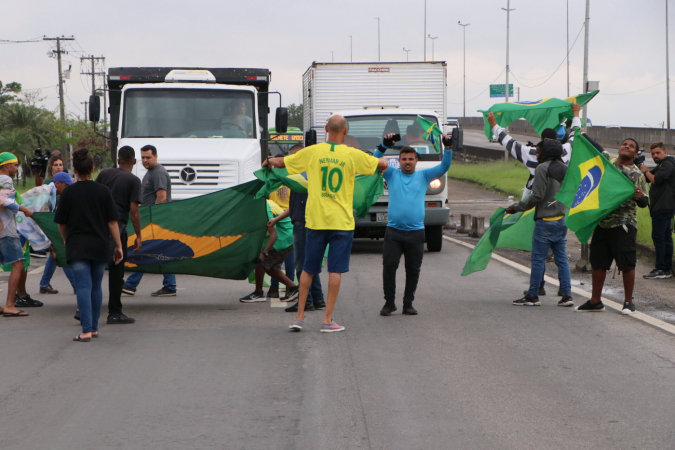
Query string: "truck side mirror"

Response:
xmin=451 ymin=127 xmax=463 ymax=151
xmin=275 ymin=107 xmax=288 ymax=133
xmin=305 ymin=129 xmax=317 ymax=146
xmin=89 ymin=95 xmax=101 ymax=122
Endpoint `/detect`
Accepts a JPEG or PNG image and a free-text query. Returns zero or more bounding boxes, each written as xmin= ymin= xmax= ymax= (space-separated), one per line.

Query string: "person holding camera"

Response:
xmin=374 ymin=133 xmax=452 ymax=316
xmin=638 ymin=142 xmax=675 ymax=279
xmin=576 ymin=138 xmax=648 ymax=314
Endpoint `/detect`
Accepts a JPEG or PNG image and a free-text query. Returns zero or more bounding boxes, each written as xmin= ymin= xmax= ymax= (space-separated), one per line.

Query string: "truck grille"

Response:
xmin=163 ymin=162 xmax=238 ymax=195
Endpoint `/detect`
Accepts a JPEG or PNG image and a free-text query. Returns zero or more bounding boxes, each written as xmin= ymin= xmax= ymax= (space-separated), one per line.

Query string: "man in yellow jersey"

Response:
xmin=264 ymin=115 xmax=389 ymax=332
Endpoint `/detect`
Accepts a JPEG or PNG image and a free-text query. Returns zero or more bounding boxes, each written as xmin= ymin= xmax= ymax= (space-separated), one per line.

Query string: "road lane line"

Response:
xmin=443 ymin=235 xmax=675 ymax=336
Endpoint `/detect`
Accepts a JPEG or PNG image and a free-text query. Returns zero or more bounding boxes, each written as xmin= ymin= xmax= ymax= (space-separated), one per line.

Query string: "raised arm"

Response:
xmin=488 ymin=112 xmax=538 ymax=174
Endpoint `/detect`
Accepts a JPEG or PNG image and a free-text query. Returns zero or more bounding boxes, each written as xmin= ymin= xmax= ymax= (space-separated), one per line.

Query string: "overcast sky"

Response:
xmin=1 ymin=0 xmax=672 ymax=128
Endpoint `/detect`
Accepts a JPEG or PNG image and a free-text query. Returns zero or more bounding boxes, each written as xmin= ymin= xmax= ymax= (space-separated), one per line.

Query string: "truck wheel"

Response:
xmin=426 ymin=225 xmax=443 ymax=252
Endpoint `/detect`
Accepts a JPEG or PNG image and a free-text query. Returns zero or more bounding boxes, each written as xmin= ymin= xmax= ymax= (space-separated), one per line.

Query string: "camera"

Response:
xmin=633 ymin=149 xmax=645 ymax=167
xmin=30 ymin=148 xmax=51 ymax=177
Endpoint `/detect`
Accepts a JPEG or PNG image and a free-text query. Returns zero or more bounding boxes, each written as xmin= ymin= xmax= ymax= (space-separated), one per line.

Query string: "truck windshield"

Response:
xmin=345 ymin=115 xmax=441 ymax=157
xmin=122 ymin=89 xmax=255 ymax=139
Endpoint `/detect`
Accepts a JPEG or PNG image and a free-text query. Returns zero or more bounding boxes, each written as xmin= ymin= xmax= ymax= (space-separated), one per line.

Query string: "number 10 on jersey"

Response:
xmin=320 ymin=167 xmax=343 ymax=193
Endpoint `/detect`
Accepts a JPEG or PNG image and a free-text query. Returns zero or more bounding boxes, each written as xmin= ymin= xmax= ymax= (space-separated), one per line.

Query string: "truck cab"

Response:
xmin=337 ymin=108 xmax=449 ymax=251
xmin=99 ymin=68 xmax=286 ymax=200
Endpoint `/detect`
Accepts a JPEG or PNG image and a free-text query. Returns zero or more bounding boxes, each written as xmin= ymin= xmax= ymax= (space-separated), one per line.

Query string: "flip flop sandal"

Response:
xmin=73 ymin=335 xmax=91 ymax=342
xmin=3 ymin=310 xmax=28 ymax=317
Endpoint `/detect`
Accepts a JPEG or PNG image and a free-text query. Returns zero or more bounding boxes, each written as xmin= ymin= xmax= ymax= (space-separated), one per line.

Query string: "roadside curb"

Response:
xmin=443 ymin=235 xmax=675 ymax=337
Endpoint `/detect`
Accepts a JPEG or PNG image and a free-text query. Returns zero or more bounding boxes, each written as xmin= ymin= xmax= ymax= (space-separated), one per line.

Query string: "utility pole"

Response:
xmin=375 ymin=18 xmax=381 ymax=61
xmin=403 ymin=47 xmax=411 ymax=61
xmin=80 ymin=55 xmax=105 ymax=127
xmin=567 ymin=0 xmax=570 ymax=97
xmin=458 ymin=22 xmax=470 ymax=117
xmin=349 ymin=35 xmax=353 ymax=62
xmin=667 ymin=0 xmax=671 ymax=129
xmin=502 ymin=1 xmax=515 ymax=104
xmin=331 ymin=51 xmax=334 ymax=62
xmin=582 ymin=0 xmax=590 ymax=122
xmin=517 ymin=86 xmax=520 ymax=102
xmin=81 ymin=101 xmax=88 ymax=122
xmin=424 ymin=0 xmax=427 ymax=61
xmin=43 ymin=36 xmax=74 ymax=122
xmin=428 ymin=35 xmax=438 ymax=60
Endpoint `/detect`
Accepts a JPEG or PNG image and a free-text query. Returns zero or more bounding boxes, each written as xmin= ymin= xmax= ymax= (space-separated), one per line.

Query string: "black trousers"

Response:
xmin=382 ymin=227 xmax=425 ymax=303
xmin=108 ymin=232 xmax=128 ymax=315
xmin=652 ymin=213 xmax=674 ymax=271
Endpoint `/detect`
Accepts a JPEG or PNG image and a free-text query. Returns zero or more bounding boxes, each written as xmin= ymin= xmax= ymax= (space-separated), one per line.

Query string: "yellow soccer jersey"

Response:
xmin=269 ymin=186 xmax=290 ymax=210
xmin=284 ymin=142 xmax=379 ymax=230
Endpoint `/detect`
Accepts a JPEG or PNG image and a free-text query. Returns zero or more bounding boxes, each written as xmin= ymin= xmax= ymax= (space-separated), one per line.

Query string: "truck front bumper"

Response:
xmin=354 ymin=206 xmax=450 ymax=238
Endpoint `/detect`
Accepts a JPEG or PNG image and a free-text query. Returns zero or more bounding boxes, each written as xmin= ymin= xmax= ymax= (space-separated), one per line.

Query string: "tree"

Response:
xmin=0 ymin=81 xmax=22 ymax=105
xmin=287 ymin=103 xmax=303 ymax=130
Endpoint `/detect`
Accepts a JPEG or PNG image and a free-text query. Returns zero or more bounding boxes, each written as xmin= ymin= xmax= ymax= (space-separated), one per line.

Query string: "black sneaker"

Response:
xmin=643 ymin=269 xmax=672 ymax=279
xmin=380 ymin=302 xmax=397 ymax=316
xmin=621 ymin=302 xmax=636 ymax=315
xmin=121 ymin=284 xmax=136 ymax=295
xmin=284 ymin=302 xmax=315 ymax=312
xmin=240 ymin=291 xmax=265 ymax=303
xmin=107 ymin=313 xmax=136 ymax=324
xmin=74 ymin=309 xmax=80 ymax=321
xmin=39 ymin=284 xmax=59 ymax=294
xmin=558 ymin=296 xmax=574 ymax=307
xmin=280 ymin=286 xmax=299 ymax=302
xmin=15 ymin=294 xmax=44 ymax=307
xmin=266 ymin=286 xmax=279 ymax=298
xmin=513 ymin=294 xmax=540 ymax=306
xmin=151 ymin=287 xmax=177 ymax=297
xmin=29 ymin=248 xmax=48 ymax=258
xmin=575 ymin=300 xmax=605 ymax=312
xmin=313 ymin=300 xmax=326 ymax=309
xmin=402 ymin=303 xmax=418 ymax=315
xmin=523 ymin=286 xmax=546 ymax=296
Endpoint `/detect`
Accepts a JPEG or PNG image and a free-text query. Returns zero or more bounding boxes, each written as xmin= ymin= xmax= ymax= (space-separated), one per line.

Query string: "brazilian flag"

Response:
xmin=461 ymin=207 xmax=536 ymax=276
xmin=254 ymin=168 xmax=384 ymax=219
xmin=417 ymin=115 xmax=442 ymax=153
xmin=555 ymin=131 xmax=636 ymax=244
xmin=32 ymin=180 xmax=269 ymax=280
xmin=479 ymin=90 xmax=599 ymax=140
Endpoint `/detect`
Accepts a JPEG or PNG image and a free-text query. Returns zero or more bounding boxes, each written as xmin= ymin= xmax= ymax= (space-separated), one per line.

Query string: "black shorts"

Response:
xmin=257 ymin=245 xmax=293 ymax=271
xmin=589 ymin=224 xmax=637 ymax=271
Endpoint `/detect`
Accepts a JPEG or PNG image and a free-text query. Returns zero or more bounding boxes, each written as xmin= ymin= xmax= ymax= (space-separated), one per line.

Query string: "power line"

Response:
xmin=448 ymin=68 xmax=506 ymax=104
xmin=600 ymin=80 xmax=670 ymax=96
xmin=0 ymin=36 xmax=43 ymax=44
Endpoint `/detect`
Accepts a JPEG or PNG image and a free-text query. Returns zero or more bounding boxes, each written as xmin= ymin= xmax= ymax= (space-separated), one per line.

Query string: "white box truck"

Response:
xmin=302 ymin=62 xmax=449 ymax=251
xmin=90 ymin=67 xmax=287 ymax=200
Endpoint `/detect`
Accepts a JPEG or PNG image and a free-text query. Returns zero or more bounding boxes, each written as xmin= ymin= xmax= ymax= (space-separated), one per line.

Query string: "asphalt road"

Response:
xmin=2 ymin=241 xmax=675 ymax=449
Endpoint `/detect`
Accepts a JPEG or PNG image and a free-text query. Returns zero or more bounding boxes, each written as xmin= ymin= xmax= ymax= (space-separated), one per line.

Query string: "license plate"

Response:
xmin=376 ymin=213 xmax=388 ymax=223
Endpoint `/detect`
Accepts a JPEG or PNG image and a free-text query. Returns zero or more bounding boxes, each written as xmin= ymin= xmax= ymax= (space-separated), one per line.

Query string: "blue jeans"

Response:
xmin=652 ymin=213 xmax=674 ymax=271
xmin=40 ymin=255 xmax=75 ymax=288
xmin=71 ymin=259 xmax=106 ymax=333
xmin=293 ymin=221 xmax=324 ymax=305
xmin=529 ymin=218 xmax=571 ymax=297
xmin=270 ymin=251 xmax=295 ymax=287
xmin=125 ymin=272 xmax=176 ymax=291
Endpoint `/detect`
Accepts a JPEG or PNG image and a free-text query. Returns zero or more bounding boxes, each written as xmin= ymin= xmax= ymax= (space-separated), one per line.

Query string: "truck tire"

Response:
xmin=426 ymin=225 xmax=443 ymax=252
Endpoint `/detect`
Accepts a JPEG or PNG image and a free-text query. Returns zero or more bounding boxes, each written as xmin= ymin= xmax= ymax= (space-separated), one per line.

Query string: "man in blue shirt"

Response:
xmin=375 ymin=133 xmax=453 ymax=315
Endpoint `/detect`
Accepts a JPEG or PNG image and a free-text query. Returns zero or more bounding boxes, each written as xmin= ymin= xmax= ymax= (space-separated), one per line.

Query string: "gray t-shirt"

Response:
xmin=0 ymin=175 xmax=19 ymax=239
xmin=142 ymin=164 xmax=172 ymax=205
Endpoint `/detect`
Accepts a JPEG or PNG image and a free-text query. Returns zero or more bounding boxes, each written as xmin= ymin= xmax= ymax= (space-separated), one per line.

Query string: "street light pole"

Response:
xmin=375 ymin=17 xmax=381 ymax=62
xmin=403 ymin=47 xmax=411 ymax=61
xmin=567 ymin=0 xmax=570 ymax=97
xmin=667 ymin=0 xmax=671 ymax=129
xmin=331 ymin=51 xmax=334 ymax=62
xmin=424 ymin=0 xmax=427 ymax=61
xmin=582 ymin=0 xmax=590 ymax=122
xmin=502 ymin=1 xmax=515 ymax=103
xmin=458 ymin=22 xmax=470 ymax=118
xmin=349 ymin=35 xmax=353 ymax=62
xmin=428 ymin=35 xmax=438 ymax=60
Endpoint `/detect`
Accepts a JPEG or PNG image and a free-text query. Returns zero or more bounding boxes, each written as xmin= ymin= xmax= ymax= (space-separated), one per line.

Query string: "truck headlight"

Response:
xmin=426 ymin=177 xmax=445 ymax=195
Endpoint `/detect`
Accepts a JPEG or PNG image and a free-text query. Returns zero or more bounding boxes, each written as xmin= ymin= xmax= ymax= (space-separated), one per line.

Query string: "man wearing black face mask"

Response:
xmin=639 ymin=141 xmax=675 ymax=279
xmin=506 ymin=139 xmax=574 ymax=308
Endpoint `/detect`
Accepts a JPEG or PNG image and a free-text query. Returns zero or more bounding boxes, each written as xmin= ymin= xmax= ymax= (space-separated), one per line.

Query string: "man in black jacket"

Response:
xmin=639 ymin=142 xmax=675 ymax=279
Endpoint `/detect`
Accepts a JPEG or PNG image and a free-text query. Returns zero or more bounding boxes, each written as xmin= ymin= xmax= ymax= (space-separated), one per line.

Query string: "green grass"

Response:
xmin=448 ymin=160 xmax=530 ymax=200
xmin=449 ymin=160 xmax=662 ymax=248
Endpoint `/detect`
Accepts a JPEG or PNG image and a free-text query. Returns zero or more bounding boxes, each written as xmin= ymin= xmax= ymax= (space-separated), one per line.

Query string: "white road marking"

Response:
xmin=444 ymin=235 xmax=675 ymax=337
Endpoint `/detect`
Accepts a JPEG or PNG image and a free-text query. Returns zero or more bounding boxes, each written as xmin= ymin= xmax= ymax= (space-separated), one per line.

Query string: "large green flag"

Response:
xmin=554 ymin=131 xmax=637 ymax=244
xmin=417 ymin=115 xmax=442 ymax=152
xmin=461 ymin=207 xmax=536 ymax=276
xmin=32 ymin=180 xmax=269 ymax=280
xmin=479 ymin=91 xmax=599 ymax=140
xmin=254 ymin=168 xmax=384 ymax=219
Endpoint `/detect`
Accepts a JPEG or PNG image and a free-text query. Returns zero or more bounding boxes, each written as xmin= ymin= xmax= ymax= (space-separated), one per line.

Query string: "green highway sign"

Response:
xmin=490 ymin=84 xmax=514 ymax=98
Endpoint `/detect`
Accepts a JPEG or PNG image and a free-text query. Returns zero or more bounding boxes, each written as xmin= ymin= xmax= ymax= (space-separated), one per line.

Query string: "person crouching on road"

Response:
xmin=638 ymin=142 xmax=675 ymax=279
xmin=509 ymin=139 xmax=574 ymax=307
xmin=576 ymin=138 xmax=648 ymax=314
xmin=54 ymin=148 xmax=123 ymax=342
xmin=240 ymin=199 xmax=300 ymax=303
xmin=375 ymin=133 xmax=452 ymax=316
